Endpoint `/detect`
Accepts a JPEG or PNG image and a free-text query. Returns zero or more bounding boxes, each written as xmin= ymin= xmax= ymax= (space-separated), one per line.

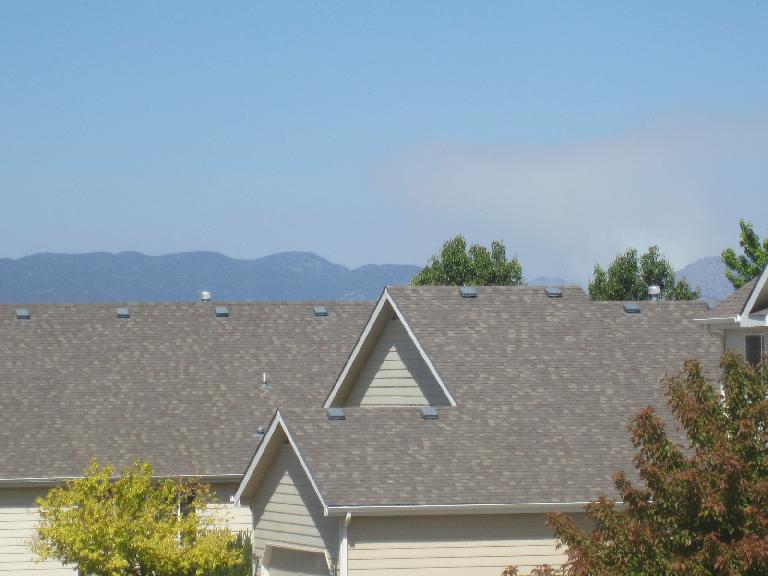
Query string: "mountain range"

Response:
xmin=0 ymin=251 xmax=736 ymax=304
xmin=0 ymin=251 xmax=420 ymax=303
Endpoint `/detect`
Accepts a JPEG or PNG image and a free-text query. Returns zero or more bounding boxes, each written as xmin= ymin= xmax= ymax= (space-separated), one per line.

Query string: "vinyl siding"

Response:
xmin=346 ymin=318 xmax=448 ymax=407
xmin=210 ymin=483 xmax=254 ymax=534
xmin=0 ymin=484 xmax=251 ymax=574
xmin=250 ymin=444 xmax=338 ymax=565
xmin=0 ymin=488 xmax=75 ymax=575
xmin=724 ymin=328 xmax=768 ymax=358
xmin=347 ymin=514 xmax=586 ymax=576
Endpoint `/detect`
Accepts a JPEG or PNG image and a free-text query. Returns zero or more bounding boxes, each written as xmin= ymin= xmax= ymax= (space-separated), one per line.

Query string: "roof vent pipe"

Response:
xmin=260 ymin=372 xmax=271 ymax=392
xmin=200 ymin=290 xmax=212 ymax=302
xmin=648 ymin=285 xmax=661 ymax=302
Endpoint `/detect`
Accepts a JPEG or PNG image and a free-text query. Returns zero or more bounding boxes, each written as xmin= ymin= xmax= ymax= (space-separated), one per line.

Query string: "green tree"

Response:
xmin=412 ymin=235 xmax=524 ymax=286
xmin=33 ymin=461 xmax=243 ymax=576
xmin=504 ymin=352 xmax=768 ymax=576
xmin=722 ymin=219 xmax=768 ymax=289
xmin=588 ymin=246 xmax=700 ymax=301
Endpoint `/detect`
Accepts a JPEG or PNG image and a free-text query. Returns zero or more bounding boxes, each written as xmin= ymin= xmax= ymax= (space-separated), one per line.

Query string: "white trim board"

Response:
xmin=743 ymin=265 xmax=768 ymax=317
xmin=325 ymin=501 xmax=592 ymax=516
xmin=323 ymin=288 xmax=456 ymax=408
xmin=233 ymin=410 xmax=329 ymax=515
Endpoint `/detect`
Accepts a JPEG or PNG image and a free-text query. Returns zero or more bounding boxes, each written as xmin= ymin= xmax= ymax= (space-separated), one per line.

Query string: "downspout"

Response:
xmin=339 ymin=512 xmax=351 ymax=576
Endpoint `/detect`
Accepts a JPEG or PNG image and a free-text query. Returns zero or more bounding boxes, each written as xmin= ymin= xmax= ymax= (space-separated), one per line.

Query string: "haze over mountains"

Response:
xmin=0 ymin=251 xmax=735 ymax=304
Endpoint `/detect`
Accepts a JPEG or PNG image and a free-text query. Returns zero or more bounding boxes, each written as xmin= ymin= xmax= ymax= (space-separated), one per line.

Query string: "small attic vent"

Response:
xmin=215 ymin=306 xmax=229 ymax=318
xmin=459 ymin=286 xmax=477 ymax=298
xmin=420 ymin=407 xmax=439 ymax=419
xmin=545 ymin=287 xmax=562 ymax=298
xmin=313 ymin=306 xmax=328 ymax=317
xmin=15 ymin=308 xmax=30 ymax=320
xmin=623 ymin=302 xmax=641 ymax=314
xmin=327 ymin=407 xmax=346 ymax=421
xmin=116 ymin=307 xmax=130 ymax=319
xmin=254 ymin=426 xmax=266 ymax=437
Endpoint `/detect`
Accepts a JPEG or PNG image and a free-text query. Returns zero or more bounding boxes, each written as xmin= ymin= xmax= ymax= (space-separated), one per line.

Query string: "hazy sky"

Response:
xmin=2 ymin=2 xmax=767 ymax=281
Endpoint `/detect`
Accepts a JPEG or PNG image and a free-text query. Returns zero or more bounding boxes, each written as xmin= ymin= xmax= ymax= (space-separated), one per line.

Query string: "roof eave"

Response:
xmin=0 ymin=473 xmax=243 ymax=488
xmin=694 ymin=316 xmax=739 ymax=326
xmin=325 ymin=501 xmax=594 ymax=516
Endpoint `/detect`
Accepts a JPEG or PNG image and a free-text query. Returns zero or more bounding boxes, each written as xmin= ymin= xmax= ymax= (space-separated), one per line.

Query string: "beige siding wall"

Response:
xmin=0 ymin=483 xmax=251 ymax=575
xmin=249 ymin=444 xmax=338 ymax=565
xmin=725 ymin=328 xmax=768 ymax=357
xmin=210 ymin=483 xmax=254 ymax=534
xmin=0 ymin=488 xmax=75 ymax=575
xmin=347 ymin=513 xmax=586 ymax=576
xmin=346 ymin=318 xmax=448 ymax=407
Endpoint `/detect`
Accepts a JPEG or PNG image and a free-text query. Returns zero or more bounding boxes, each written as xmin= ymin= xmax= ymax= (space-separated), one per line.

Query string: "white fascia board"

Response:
xmin=694 ymin=316 xmax=738 ymax=326
xmin=324 ymin=288 xmax=456 ymax=408
xmin=325 ymin=501 xmax=592 ymax=516
xmin=324 ymin=290 xmax=389 ymax=408
xmin=0 ymin=473 xmax=241 ymax=488
xmin=233 ymin=411 xmax=329 ymax=515
xmin=387 ymin=291 xmax=456 ymax=407
xmin=742 ymin=265 xmax=768 ymax=316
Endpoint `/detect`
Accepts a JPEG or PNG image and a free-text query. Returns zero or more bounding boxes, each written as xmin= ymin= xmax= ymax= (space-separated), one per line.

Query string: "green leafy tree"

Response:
xmin=722 ymin=219 xmax=768 ymax=289
xmin=413 ymin=235 xmax=524 ymax=286
xmin=588 ymin=246 xmax=700 ymax=301
xmin=504 ymin=351 xmax=768 ymax=576
xmin=33 ymin=461 xmax=243 ymax=576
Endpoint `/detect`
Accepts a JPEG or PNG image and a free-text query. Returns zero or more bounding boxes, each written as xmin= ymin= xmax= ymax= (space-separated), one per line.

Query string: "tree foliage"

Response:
xmin=588 ymin=246 xmax=700 ymax=301
xmin=722 ymin=219 xmax=768 ymax=289
xmin=504 ymin=351 xmax=768 ymax=576
xmin=33 ymin=461 xmax=244 ymax=576
xmin=412 ymin=235 xmax=524 ymax=286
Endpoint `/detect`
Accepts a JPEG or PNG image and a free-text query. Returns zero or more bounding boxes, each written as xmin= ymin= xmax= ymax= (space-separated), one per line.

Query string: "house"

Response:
xmin=2 ymin=267 xmax=767 ymax=576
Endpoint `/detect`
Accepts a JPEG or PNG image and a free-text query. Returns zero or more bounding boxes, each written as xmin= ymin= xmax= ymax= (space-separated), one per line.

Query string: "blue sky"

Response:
xmin=2 ymin=1 xmax=767 ymax=281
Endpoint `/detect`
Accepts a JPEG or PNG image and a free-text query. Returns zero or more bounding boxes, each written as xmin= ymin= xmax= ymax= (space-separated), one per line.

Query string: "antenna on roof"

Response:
xmin=200 ymin=290 xmax=212 ymax=302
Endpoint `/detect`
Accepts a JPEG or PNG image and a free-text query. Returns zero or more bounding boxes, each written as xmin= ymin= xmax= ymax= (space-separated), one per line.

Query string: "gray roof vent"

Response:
xmin=544 ymin=287 xmax=563 ymax=298
xmin=215 ymin=306 xmax=229 ymax=318
xmin=327 ymin=407 xmax=346 ymax=421
xmin=648 ymin=285 xmax=661 ymax=301
xmin=200 ymin=290 xmax=212 ymax=302
xmin=313 ymin=305 xmax=328 ymax=317
xmin=623 ymin=302 xmax=641 ymax=314
xmin=459 ymin=286 xmax=477 ymax=298
xmin=254 ymin=426 xmax=266 ymax=437
xmin=420 ymin=407 xmax=439 ymax=420
xmin=15 ymin=308 xmax=30 ymax=320
xmin=115 ymin=307 xmax=130 ymax=319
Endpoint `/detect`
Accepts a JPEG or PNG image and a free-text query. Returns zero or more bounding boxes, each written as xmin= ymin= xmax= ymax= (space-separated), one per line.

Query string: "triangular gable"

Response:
xmin=323 ymin=289 xmax=456 ymax=408
xmin=743 ymin=264 xmax=768 ymax=317
xmin=233 ymin=411 xmax=327 ymax=512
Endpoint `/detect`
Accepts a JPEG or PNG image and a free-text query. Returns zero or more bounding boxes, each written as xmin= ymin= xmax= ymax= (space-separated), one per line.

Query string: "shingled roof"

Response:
xmin=2 ymin=288 xmax=722 ymax=508
xmin=709 ymin=277 xmax=758 ymax=318
xmin=0 ymin=301 xmax=371 ymax=480
xmin=239 ymin=286 xmax=723 ymax=508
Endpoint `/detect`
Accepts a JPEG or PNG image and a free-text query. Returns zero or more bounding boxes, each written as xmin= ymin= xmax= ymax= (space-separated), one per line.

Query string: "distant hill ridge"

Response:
xmin=0 ymin=251 xmax=421 ymax=303
xmin=0 ymin=251 xmax=737 ymax=304
xmin=675 ymin=256 xmax=733 ymax=303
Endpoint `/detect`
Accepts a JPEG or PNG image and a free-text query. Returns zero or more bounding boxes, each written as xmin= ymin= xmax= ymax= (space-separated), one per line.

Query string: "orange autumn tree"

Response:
xmin=504 ymin=351 xmax=768 ymax=576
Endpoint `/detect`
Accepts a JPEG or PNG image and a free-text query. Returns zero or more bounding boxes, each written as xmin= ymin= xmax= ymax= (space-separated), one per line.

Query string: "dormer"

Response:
xmin=324 ymin=289 xmax=455 ymax=408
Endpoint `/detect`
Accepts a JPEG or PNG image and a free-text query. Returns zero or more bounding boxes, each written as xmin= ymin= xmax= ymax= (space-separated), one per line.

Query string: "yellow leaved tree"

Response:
xmin=32 ymin=461 xmax=245 ymax=576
